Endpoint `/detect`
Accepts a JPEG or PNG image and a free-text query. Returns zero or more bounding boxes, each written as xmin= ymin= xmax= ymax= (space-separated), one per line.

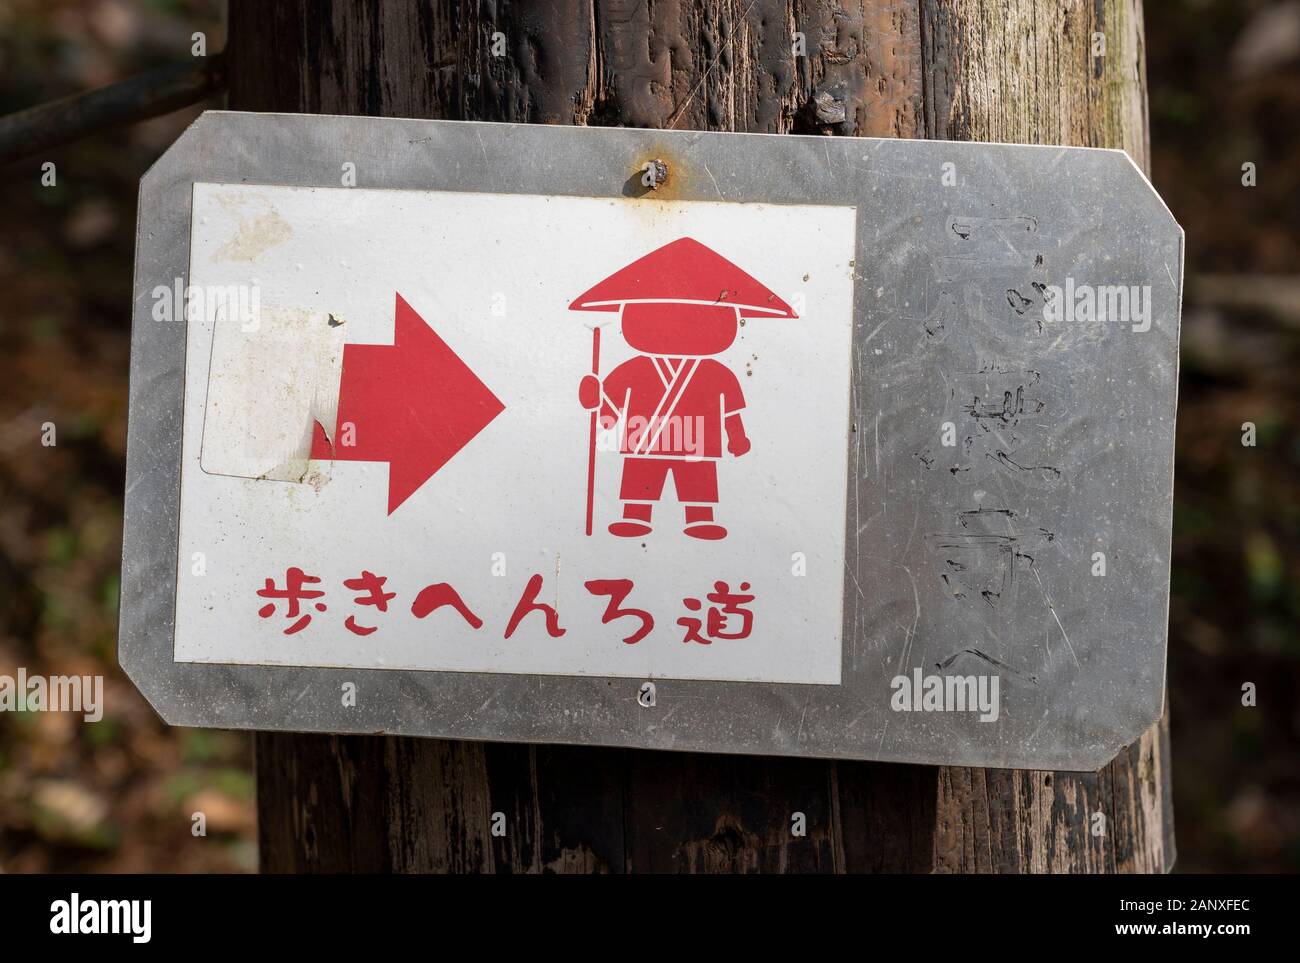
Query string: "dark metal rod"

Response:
xmin=0 ymin=55 xmax=226 ymax=167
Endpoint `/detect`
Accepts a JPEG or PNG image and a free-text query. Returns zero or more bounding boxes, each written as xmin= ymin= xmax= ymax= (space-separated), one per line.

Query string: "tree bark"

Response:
xmin=231 ymin=0 xmax=1174 ymax=873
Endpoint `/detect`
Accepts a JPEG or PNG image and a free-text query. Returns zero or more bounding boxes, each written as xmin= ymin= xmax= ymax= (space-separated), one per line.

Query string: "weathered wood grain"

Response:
xmin=920 ymin=0 xmax=1150 ymax=164
xmin=235 ymin=0 xmax=1173 ymax=873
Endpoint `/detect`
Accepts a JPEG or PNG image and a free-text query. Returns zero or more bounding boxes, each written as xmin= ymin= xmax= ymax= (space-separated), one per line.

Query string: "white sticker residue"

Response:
xmin=199 ymin=304 xmax=345 ymax=485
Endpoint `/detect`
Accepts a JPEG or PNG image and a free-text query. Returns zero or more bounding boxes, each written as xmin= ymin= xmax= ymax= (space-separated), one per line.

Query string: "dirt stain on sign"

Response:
xmin=213 ymin=192 xmax=292 ymax=262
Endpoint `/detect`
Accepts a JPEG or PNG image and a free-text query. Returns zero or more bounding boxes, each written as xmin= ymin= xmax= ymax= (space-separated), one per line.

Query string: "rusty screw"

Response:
xmin=640 ymin=158 xmax=669 ymax=191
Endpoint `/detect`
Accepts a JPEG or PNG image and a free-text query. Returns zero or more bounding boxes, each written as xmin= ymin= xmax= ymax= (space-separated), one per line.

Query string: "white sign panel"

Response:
xmin=177 ymin=184 xmax=857 ymax=684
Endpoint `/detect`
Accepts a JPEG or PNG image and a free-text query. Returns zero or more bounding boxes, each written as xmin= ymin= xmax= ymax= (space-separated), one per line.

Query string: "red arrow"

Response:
xmin=310 ymin=293 xmax=504 ymax=514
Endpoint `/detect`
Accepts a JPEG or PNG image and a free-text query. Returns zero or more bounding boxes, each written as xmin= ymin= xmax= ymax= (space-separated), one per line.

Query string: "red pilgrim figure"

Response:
xmin=571 ymin=238 xmax=796 ymax=540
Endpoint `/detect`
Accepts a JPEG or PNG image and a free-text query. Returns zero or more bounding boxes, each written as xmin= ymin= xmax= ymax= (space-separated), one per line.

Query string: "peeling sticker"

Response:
xmin=199 ymin=305 xmax=345 ymax=484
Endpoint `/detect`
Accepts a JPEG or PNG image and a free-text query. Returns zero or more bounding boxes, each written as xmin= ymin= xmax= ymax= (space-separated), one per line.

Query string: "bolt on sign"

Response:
xmin=121 ymin=113 xmax=1182 ymax=770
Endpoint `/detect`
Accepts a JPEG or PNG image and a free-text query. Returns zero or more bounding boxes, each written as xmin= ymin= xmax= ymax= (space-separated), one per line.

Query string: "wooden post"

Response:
xmin=230 ymin=0 xmax=1174 ymax=873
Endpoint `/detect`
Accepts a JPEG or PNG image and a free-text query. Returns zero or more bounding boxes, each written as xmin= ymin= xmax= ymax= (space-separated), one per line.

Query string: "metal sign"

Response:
xmin=121 ymin=112 xmax=1182 ymax=770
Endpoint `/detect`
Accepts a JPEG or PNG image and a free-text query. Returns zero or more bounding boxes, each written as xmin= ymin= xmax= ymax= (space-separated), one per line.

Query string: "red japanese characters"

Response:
xmin=256 ymin=569 xmax=753 ymax=646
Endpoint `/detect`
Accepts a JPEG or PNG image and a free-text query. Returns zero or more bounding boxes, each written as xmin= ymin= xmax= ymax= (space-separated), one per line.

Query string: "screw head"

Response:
xmin=641 ymin=159 xmax=669 ymax=190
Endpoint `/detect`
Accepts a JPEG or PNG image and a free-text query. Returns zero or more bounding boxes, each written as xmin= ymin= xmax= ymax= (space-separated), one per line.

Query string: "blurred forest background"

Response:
xmin=0 ymin=0 xmax=1296 ymax=873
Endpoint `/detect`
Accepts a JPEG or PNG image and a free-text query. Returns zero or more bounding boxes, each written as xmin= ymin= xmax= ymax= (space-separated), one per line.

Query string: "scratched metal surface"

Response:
xmin=121 ymin=112 xmax=1182 ymax=770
